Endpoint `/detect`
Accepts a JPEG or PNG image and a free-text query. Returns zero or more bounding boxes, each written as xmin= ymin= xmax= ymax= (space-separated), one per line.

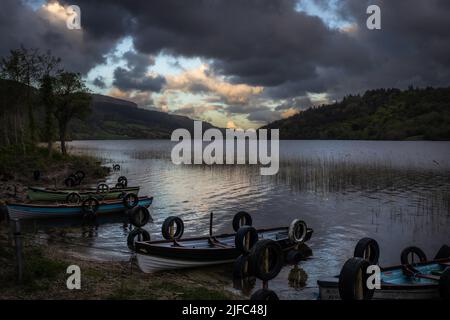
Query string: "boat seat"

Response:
xmin=275 ymin=231 xmax=288 ymax=240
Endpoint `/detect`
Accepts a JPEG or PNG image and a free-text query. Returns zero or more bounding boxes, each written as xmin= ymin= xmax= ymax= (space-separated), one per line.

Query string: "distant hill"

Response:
xmin=69 ymin=94 xmax=216 ymax=140
xmin=262 ymin=87 xmax=450 ymax=140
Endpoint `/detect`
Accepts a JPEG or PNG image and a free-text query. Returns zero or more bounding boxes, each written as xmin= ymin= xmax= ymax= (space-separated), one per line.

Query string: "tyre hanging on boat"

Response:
xmin=82 ymin=197 xmax=100 ymax=214
xmin=162 ymin=216 xmax=184 ymax=240
xmin=96 ymin=183 xmax=110 ymax=194
xmin=66 ymin=192 xmax=82 ymax=204
xmin=122 ymin=193 xmax=139 ymax=209
xmin=118 ymin=176 xmax=128 ymax=188
xmin=127 ymin=228 xmax=151 ymax=251
xmin=113 ymin=164 xmax=120 ymax=171
xmin=115 ymin=182 xmax=125 ymax=189
xmin=250 ymin=288 xmax=279 ymax=301
xmin=288 ymin=219 xmax=308 ymax=243
xmin=353 ymin=237 xmax=380 ymax=265
xmin=232 ymin=211 xmax=252 ymax=232
xmin=400 ymin=246 xmax=427 ymax=265
xmin=235 ymin=226 xmax=258 ymax=254
xmin=69 ymin=173 xmax=81 ymax=186
xmin=338 ymin=257 xmax=374 ymax=300
xmin=75 ymin=170 xmax=85 ymax=182
xmin=128 ymin=206 xmax=152 ymax=228
xmin=249 ymin=239 xmax=284 ymax=281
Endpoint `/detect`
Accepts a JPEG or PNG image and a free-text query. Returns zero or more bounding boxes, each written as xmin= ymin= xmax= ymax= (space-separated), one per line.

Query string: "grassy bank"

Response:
xmin=0 ymin=225 xmax=238 ymax=300
xmin=0 ymin=145 xmax=109 ymax=202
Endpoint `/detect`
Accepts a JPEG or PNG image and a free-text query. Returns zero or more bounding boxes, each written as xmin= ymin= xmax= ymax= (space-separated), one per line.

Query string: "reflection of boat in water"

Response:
xmin=6 ymin=196 xmax=153 ymax=220
xmin=136 ymin=227 xmax=313 ymax=273
xmin=318 ymin=258 xmax=450 ymax=300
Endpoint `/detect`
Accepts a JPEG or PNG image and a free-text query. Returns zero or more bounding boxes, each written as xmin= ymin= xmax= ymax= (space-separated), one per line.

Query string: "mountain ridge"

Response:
xmin=261 ymin=86 xmax=450 ymax=141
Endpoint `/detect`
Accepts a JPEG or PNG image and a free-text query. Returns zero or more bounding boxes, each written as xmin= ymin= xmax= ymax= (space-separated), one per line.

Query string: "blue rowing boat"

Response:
xmin=6 ymin=196 xmax=153 ymax=220
xmin=318 ymin=258 xmax=450 ymax=300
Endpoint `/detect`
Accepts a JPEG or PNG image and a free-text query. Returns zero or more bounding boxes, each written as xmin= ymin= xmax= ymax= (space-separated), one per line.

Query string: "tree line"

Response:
xmin=0 ymin=46 xmax=91 ymax=155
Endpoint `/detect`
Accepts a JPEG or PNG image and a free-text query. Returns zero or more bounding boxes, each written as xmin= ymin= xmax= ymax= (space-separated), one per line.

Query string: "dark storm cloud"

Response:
xmin=0 ymin=0 xmax=130 ymax=74
xmin=92 ymin=76 xmax=106 ymax=89
xmin=324 ymin=0 xmax=450 ymax=95
xmin=2 ymin=0 xmax=450 ymax=111
xmin=112 ymin=50 xmax=166 ymax=92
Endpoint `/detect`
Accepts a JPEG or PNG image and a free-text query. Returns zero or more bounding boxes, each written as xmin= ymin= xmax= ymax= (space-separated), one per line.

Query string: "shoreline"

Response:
xmin=0 ymin=147 xmax=241 ymax=300
xmin=0 ymin=223 xmax=240 ymax=300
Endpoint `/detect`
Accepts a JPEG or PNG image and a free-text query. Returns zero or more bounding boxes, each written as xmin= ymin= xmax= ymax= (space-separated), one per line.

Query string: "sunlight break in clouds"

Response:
xmin=166 ymin=64 xmax=264 ymax=105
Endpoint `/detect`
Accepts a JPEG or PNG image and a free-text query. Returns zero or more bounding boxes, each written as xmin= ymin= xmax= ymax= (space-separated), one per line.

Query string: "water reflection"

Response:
xmin=18 ymin=139 xmax=450 ymax=299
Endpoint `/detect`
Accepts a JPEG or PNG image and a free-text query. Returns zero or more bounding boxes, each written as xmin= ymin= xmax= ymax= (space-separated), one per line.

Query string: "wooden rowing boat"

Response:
xmin=135 ymin=227 xmax=313 ymax=273
xmin=27 ymin=186 xmax=140 ymax=201
xmin=317 ymin=258 xmax=450 ymax=300
xmin=6 ymin=196 xmax=153 ymax=220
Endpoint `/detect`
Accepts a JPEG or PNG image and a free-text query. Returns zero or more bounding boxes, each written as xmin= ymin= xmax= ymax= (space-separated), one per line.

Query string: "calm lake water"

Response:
xmin=28 ymin=140 xmax=450 ymax=299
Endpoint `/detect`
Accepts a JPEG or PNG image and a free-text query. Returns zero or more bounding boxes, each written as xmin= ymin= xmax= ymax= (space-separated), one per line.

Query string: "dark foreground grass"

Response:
xmin=0 ymin=144 xmax=108 ymax=183
xmin=0 ymin=225 xmax=238 ymax=300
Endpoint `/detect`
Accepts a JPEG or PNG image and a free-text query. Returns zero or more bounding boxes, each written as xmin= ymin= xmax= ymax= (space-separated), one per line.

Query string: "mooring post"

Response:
xmin=13 ymin=219 xmax=23 ymax=284
xmin=209 ymin=212 xmax=213 ymax=237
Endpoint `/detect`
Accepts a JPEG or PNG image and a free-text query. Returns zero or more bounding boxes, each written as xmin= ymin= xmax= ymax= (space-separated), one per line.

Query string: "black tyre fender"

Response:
xmin=96 ymin=183 xmax=110 ymax=194
xmin=400 ymin=246 xmax=427 ymax=265
xmin=235 ymin=226 xmax=258 ymax=255
xmin=75 ymin=170 xmax=85 ymax=181
xmin=115 ymin=182 xmax=126 ymax=189
xmin=288 ymin=219 xmax=308 ymax=243
xmin=232 ymin=211 xmax=252 ymax=232
xmin=118 ymin=176 xmax=128 ymax=187
xmin=249 ymin=239 xmax=284 ymax=281
xmin=69 ymin=173 xmax=81 ymax=185
xmin=128 ymin=206 xmax=152 ymax=228
xmin=66 ymin=192 xmax=82 ymax=204
xmin=338 ymin=257 xmax=374 ymax=300
xmin=439 ymin=267 xmax=450 ymax=300
xmin=113 ymin=164 xmax=121 ymax=171
xmin=82 ymin=197 xmax=100 ymax=214
xmin=250 ymin=289 xmax=279 ymax=301
xmin=354 ymin=238 xmax=380 ymax=265
xmin=161 ymin=216 xmax=184 ymax=240
xmin=122 ymin=193 xmax=139 ymax=209
xmin=434 ymin=245 xmax=450 ymax=260
xmin=233 ymin=254 xmax=253 ymax=279
xmin=127 ymin=228 xmax=151 ymax=251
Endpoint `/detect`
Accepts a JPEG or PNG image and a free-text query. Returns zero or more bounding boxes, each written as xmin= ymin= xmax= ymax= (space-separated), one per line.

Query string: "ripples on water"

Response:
xmin=26 ymin=140 xmax=450 ymax=299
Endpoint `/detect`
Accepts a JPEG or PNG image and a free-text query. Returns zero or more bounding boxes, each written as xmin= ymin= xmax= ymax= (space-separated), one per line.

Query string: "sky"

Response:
xmin=1 ymin=0 xmax=450 ymax=129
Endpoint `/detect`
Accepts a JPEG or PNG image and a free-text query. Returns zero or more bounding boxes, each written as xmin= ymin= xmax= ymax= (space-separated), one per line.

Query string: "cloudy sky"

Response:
xmin=1 ymin=0 xmax=450 ymax=128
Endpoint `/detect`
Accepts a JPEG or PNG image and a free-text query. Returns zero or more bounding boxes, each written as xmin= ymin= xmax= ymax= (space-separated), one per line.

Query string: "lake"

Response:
xmin=30 ymin=140 xmax=450 ymax=299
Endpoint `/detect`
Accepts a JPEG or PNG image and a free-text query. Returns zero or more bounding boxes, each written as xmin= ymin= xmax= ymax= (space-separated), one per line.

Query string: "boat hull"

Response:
xmin=6 ymin=196 xmax=153 ymax=220
xmin=317 ymin=278 xmax=440 ymax=300
xmin=27 ymin=186 xmax=140 ymax=202
xmin=317 ymin=259 xmax=449 ymax=300
xmin=135 ymin=227 xmax=311 ymax=273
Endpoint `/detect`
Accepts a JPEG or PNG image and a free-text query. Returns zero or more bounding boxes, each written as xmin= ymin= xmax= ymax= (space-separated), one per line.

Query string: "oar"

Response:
xmin=401 ymin=264 xmax=440 ymax=281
